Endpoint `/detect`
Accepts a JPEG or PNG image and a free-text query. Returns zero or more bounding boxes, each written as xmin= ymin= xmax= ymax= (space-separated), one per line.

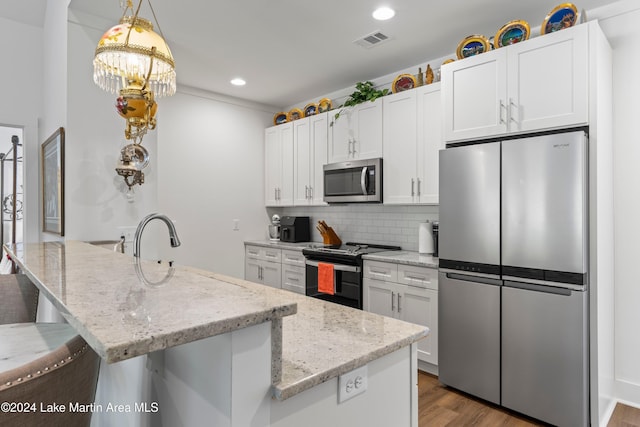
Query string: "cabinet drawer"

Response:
xmin=245 ymin=245 xmax=261 ymax=259
xmin=281 ymin=249 xmax=305 ymax=267
xmin=398 ymin=265 xmax=438 ymax=290
xmin=364 ymin=261 xmax=398 ymax=282
xmin=262 ymin=247 xmax=282 ymax=262
xmin=281 ymin=265 xmax=305 ymax=294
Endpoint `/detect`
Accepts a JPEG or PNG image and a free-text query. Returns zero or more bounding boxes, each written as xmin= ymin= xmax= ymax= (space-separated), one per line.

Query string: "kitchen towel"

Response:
xmin=317 ymin=262 xmax=335 ymax=295
xmin=419 ymin=221 xmax=434 ymax=254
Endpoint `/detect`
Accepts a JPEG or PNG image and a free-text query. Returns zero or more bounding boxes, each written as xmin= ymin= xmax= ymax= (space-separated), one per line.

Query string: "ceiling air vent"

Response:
xmin=353 ymin=30 xmax=392 ymax=49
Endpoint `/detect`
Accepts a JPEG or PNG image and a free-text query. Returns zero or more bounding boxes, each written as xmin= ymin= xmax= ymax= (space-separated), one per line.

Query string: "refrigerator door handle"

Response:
xmin=502 ymin=275 xmax=586 ymax=292
xmin=504 ymin=280 xmax=573 ymax=296
xmin=442 ymin=271 xmax=502 ymax=286
xmin=439 ymin=268 xmax=501 ymax=283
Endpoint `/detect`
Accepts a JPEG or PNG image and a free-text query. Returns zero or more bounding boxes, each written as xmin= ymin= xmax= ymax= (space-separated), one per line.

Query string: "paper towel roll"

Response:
xmin=419 ymin=221 xmax=434 ymax=254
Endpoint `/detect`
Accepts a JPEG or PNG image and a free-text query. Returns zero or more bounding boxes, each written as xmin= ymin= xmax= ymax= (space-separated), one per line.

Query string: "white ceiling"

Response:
xmin=2 ymin=0 xmax=623 ymax=108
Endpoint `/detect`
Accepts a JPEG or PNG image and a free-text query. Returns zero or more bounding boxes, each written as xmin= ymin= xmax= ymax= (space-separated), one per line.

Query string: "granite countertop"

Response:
xmin=5 ymin=241 xmax=427 ymax=402
xmin=4 ymin=241 xmax=297 ymax=366
xmin=180 ymin=268 xmax=429 ymax=401
xmin=363 ymin=250 xmax=439 ymax=268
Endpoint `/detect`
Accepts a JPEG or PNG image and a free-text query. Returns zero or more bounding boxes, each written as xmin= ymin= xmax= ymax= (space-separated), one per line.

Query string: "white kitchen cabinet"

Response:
xmin=363 ymin=260 xmax=438 ymax=366
xmin=265 ymin=122 xmax=294 ymax=206
xmin=245 ymin=245 xmax=282 ymax=288
xmin=281 ymin=249 xmax=306 ymax=294
xmin=383 ymin=84 xmax=442 ymax=204
xmin=294 ymin=112 xmax=328 ymax=205
xmin=328 ymin=97 xmax=383 ymax=163
xmin=442 ymin=23 xmax=588 ymax=142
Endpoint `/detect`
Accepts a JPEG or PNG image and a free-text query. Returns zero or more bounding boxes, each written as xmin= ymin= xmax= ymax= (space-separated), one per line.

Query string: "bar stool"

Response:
xmin=0 ymin=323 xmax=101 ymax=427
xmin=0 ymin=274 xmax=39 ymax=324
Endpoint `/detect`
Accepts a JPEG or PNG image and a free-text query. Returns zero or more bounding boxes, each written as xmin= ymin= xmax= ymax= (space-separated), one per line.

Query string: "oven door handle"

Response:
xmin=305 ymin=260 xmax=361 ymax=273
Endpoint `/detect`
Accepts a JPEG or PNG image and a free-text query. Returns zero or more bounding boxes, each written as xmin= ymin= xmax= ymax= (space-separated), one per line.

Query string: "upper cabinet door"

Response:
xmin=328 ymin=110 xmax=352 ymax=163
xmin=416 ymin=84 xmax=443 ymax=204
xmin=310 ymin=112 xmax=328 ymax=205
xmin=443 ymin=23 xmax=590 ymax=143
xmin=442 ymin=50 xmax=508 ymax=142
xmin=383 ymin=90 xmax=418 ymax=205
xmin=507 ymin=24 xmax=588 ymax=133
xmin=328 ymin=98 xmax=383 ymax=163
xmin=264 ymin=122 xmax=293 ymax=206
xmin=293 ymin=118 xmax=311 ymax=206
xmin=353 ymin=97 xmax=383 ymax=160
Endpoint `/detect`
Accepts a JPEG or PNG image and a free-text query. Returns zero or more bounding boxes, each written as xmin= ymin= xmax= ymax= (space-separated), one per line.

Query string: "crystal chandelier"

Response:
xmin=93 ymin=0 xmax=176 ymax=190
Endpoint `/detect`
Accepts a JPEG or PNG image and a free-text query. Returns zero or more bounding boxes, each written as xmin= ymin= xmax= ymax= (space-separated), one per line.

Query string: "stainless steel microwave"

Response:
xmin=323 ymin=158 xmax=382 ymax=203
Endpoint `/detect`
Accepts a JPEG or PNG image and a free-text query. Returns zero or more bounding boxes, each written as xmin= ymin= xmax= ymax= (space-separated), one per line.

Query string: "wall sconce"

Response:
xmin=93 ymin=0 xmax=175 ymax=190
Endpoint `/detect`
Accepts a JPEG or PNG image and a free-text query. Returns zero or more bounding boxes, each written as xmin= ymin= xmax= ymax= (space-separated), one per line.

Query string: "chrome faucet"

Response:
xmin=133 ymin=213 xmax=181 ymax=259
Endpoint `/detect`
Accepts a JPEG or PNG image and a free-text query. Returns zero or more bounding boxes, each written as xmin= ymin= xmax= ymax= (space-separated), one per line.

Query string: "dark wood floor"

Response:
xmin=418 ymin=371 xmax=544 ymax=426
xmin=418 ymin=371 xmax=640 ymax=427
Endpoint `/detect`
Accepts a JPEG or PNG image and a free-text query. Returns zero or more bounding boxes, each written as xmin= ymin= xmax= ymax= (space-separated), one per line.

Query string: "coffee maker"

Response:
xmin=279 ymin=216 xmax=310 ymax=243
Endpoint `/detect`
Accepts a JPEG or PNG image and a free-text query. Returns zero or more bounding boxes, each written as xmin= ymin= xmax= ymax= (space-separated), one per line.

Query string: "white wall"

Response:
xmin=596 ymin=2 xmax=640 ymax=407
xmin=66 ymin=10 xmax=159 ymax=243
xmin=0 ymin=16 xmax=42 ymax=245
xmin=157 ymin=87 xmax=275 ymax=277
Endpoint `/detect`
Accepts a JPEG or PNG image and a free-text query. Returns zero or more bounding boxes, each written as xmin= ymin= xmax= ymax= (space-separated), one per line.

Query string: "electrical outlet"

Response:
xmin=338 ymin=365 xmax=367 ymax=403
xmin=117 ymin=226 xmax=137 ymax=242
xmin=233 ymin=219 xmax=240 ymax=231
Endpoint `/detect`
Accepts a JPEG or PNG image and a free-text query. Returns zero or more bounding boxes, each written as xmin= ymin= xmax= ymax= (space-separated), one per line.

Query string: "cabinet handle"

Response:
xmin=277 ymin=188 xmax=281 ymax=200
xmin=348 ymin=139 xmax=352 ymax=155
xmin=309 ymin=186 xmax=313 ymax=199
xmin=370 ymin=270 xmax=389 ymax=279
xmin=397 ymin=294 xmax=402 ymax=313
xmin=352 ymin=139 xmax=357 ymax=156
xmin=274 ymin=188 xmax=278 ymax=201
xmin=499 ymin=100 xmax=506 ymax=124
xmin=509 ymin=98 xmax=518 ymax=124
xmin=411 ymin=179 xmax=415 ymax=197
xmin=391 ymin=291 xmax=396 ymax=311
xmin=417 ymin=178 xmax=421 ymax=196
xmin=305 ymin=185 xmax=309 ymax=199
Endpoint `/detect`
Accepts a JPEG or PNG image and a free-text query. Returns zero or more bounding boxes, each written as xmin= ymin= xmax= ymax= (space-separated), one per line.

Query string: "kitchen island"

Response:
xmin=4 ymin=241 xmax=427 ymax=426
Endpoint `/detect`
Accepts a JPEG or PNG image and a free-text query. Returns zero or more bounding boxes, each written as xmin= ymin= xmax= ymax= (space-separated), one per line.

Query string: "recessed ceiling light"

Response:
xmin=230 ymin=78 xmax=246 ymax=86
xmin=372 ymin=7 xmax=395 ymax=21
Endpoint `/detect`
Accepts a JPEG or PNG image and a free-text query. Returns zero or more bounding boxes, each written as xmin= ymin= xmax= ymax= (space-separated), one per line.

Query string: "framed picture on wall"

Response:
xmin=41 ymin=127 xmax=65 ymax=235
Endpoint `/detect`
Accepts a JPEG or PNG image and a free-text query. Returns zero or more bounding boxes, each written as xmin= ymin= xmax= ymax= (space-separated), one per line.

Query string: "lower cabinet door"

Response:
xmin=400 ymin=287 xmax=438 ymax=365
xmin=245 ymin=259 xmax=262 ymax=283
xmin=282 ymin=265 xmax=305 ymax=294
xmin=363 ymin=278 xmax=395 ymax=318
xmin=261 ymin=261 xmax=282 ymax=288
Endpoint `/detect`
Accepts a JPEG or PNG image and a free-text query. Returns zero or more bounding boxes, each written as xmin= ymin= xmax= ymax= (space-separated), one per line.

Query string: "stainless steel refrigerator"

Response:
xmin=438 ymin=130 xmax=589 ymax=427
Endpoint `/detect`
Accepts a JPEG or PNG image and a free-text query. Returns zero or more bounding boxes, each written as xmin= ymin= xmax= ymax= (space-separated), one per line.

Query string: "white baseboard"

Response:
xmin=417 ymin=360 xmax=438 ymax=376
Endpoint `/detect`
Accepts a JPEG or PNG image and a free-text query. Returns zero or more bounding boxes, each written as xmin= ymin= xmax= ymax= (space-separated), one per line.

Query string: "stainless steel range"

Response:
xmin=303 ymin=242 xmax=401 ymax=309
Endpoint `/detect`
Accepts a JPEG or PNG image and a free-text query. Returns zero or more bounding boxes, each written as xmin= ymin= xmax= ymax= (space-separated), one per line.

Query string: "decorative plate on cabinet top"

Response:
xmin=442 ymin=58 xmax=456 ymax=66
xmin=494 ymin=20 xmax=530 ymax=48
xmin=541 ymin=3 xmax=578 ymax=35
xmin=304 ymin=103 xmax=318 ymax=117
xmin=392 ymin=74 xmax=417 ymax=93
xmin=273 ymin=112 xmax=288 ymax=125
xmin=287 ymin=108 xmax=304 ymax=122
xmin=456 ymin=34 xmax=492 ymax=59
xmin=318 ymin=98 xmax=332 ymax=113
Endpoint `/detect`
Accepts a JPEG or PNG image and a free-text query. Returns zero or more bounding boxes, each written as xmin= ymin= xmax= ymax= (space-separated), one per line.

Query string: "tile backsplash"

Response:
xmin=268 ymin=204 xmax=439 ymax=252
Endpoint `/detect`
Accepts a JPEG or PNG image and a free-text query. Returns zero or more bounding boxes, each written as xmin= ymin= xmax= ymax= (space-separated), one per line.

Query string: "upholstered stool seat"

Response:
xmin=0 ymin=274 xmax=39 ymax=324
xmin=0 ymin=323 xmax=100 ymax=427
